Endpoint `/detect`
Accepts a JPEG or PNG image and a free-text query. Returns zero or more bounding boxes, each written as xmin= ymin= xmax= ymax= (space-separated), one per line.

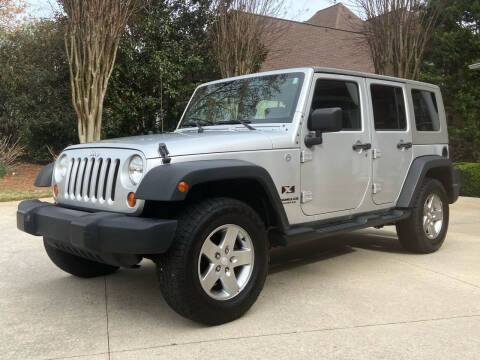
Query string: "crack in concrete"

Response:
xmin=43 ymin=352 xmax=108 ymax=360
xmin=106 ymin=313 xmax=480 ymax=356
xmin=391 ymin=257 xmax=480 ymax=291
xmin=104 ymin=276 xmax=111 ymax=360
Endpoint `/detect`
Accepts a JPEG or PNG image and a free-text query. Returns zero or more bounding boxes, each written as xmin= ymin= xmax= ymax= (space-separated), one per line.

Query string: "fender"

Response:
xmin=397 ymin=155 xmax=460 ymax=208
xmin=34 ymin=162 xmax=54 ymax=187
xmin=135 ymin=159 xmax=289 ymax=232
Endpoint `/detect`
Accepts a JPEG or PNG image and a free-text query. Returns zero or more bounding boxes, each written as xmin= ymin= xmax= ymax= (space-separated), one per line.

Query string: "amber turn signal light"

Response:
xmin=177 ymin=181 xmax=189 ymax=193
xmin=127 ymin=192 xmax=136 ymax=207
xmin=53 ymin=184 xmax=59 ymax=197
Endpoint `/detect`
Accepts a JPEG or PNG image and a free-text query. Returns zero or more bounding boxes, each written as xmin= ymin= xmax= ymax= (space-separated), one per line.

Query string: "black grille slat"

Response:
xmin=73 ymin=158 xmax=81 ymax=196
xmin=87 ymin=158 xmax=95 ymax=198
xmin=111 ymin=160 xmax=120 ymax=201
xmin=102 ymin=159 xmax=111 ymax=201
xmin=79 ymin=158 xmax=87 ymax=197
xmin=94 ymin=158 xmax=103 ymax=199
xmin=66 ymin=159 xmax=74 ymax=192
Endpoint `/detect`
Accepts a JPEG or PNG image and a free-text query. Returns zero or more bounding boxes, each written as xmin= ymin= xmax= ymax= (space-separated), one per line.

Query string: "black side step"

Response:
xmin=281 ymin=209 xmax=410 ymax=245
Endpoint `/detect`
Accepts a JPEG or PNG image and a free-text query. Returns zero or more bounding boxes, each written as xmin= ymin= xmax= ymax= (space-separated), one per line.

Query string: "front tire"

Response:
xmin=396 ymin=178 xmax=449 ymax=253
xmin=44 ymin=239 xmax=119 ymax=278
xmin=156 ymin=198 xmax=268 ymax=325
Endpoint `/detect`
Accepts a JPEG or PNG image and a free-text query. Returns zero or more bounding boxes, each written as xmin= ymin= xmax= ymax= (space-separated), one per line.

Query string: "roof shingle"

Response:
xmin=260 ymin=3 xmax=374 ymax=73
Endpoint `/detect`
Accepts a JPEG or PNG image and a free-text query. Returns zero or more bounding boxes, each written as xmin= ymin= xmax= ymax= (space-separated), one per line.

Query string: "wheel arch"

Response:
xmin=135 ymin=159 xmax=289 ymax=232
xmin=34 ymin=162 xmax=54 ymax=187
xmin=397 ymin=155 xmax=458 ymax=208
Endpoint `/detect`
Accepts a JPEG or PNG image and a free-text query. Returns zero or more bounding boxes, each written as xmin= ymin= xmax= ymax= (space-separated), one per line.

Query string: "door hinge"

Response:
xmin=300 ymin=150 xmax=313 ymax=163
xmin=372 ymin=183 xmax=382 ymax=194
xmin=301 ymin=191 xmax=313 ymax=204
xmin=372 ymin=148 xmax=382 ymax=159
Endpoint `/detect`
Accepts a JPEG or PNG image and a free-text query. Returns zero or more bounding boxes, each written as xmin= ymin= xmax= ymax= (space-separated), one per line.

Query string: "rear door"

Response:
xmin=367 ymin=80 xmax=413 ymax=205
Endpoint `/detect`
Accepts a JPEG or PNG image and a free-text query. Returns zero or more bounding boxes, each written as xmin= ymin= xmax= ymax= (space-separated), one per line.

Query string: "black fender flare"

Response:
xmin=135 ymin=159 xmax=290 ymax=232
xmin=34 ymin=162 xmax=54 ymax=187
xmin=397 ymin=155 xmax=460 ymax=207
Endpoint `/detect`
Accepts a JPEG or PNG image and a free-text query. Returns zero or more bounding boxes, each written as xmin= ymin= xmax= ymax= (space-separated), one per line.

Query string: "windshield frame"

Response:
xmin=176 ymin=69 xmax=310 ymax=130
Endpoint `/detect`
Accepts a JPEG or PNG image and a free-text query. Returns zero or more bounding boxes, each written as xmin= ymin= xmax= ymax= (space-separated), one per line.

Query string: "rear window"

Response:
xmin=371 ymin=84 xmax=406 ymax=131
xmin=411 ymin=89 xmax=440 ymax=131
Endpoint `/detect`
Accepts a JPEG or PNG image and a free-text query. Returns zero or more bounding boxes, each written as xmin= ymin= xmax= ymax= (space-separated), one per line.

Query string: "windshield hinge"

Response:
xmin=158 ymin=143 xmax=171 ymax=164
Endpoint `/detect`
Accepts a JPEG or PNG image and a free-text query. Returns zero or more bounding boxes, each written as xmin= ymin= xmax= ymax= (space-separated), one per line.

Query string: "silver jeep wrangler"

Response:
xmin=18 ymin=67 xmax=460 ymax=324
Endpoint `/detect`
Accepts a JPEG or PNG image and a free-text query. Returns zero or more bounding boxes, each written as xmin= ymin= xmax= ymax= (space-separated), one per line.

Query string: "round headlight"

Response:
xmin=128 ymin=155 xmax=144 ymax=185
xmin=54 ymin=155 xmax=69 ymax=182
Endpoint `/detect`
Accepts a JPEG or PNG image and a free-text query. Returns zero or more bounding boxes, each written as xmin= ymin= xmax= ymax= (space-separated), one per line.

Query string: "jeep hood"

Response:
xmin=65 ymin=130 xmax=274 ymax=159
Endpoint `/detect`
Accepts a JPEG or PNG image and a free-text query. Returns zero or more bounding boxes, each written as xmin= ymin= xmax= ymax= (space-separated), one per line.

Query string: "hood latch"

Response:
xmin=158 ymin=143 xmax=171 ymax=164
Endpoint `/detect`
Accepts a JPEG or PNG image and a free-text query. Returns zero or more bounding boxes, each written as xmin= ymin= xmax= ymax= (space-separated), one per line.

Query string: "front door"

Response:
xmin=367 ymin=80 xmax=413 ymax=205
xmin=300 ymin=75 xmax=372 ymax=216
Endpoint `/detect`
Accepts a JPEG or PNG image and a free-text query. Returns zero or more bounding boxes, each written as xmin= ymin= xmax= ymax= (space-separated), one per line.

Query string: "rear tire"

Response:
xmin=396 ymin=178 xmax=449 ymax=254
xmin=156 ymin=197 xmax=268 ymax=325
xmin=44 ymin=239 xmax=119 ymax=278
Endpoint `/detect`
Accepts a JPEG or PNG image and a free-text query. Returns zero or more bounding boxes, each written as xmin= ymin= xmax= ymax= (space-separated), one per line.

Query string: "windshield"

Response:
xmin=179 ymin=72 xmax=305 ymax=128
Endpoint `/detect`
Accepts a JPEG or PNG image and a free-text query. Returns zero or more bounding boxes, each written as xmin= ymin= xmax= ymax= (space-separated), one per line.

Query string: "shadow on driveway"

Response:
xmin=269 ymin=228 xmax=406 ymax=274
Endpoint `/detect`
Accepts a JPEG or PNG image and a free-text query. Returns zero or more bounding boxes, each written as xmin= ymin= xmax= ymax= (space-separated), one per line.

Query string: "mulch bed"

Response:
xmin=0 ymin=163 xmax=45 ymax=190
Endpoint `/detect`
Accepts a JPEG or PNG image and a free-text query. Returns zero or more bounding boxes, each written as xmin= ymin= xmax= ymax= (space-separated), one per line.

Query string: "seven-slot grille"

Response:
xmin=64 ymin=156 xmax=121 ymax=203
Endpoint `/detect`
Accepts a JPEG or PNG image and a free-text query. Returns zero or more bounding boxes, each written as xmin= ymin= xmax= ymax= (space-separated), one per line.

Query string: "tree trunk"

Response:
xmin=60 ymin=0 xmax=137 ymax=143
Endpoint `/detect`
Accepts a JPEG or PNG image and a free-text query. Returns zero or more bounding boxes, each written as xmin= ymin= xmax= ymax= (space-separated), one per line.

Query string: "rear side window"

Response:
xmin=411 ymin=89 xmax=440 ymax=131
xmin=311 ymin=79 xmax=361 ymax=130
xmin=371 ymin=84 xmax=406 ymax=130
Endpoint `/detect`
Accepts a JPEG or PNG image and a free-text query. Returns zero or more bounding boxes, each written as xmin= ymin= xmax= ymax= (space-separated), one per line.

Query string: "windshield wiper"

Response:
xmin=217 ymin=119 xmax=256 ymax=131
xmin=183 ymin=118 xmax=206 ymax=133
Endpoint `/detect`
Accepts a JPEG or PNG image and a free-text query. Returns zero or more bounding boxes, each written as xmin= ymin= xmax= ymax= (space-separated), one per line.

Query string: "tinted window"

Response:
xmin=311 ymin=79 xmax=361 ymax=130
xmin=411 ymin=89 xmax=440 ymax=131
xmin=371 ymin=85 xmax=406 ymax=130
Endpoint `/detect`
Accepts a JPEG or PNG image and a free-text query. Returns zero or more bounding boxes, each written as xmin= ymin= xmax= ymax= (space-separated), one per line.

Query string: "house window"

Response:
xmin=371 ymin=84 xmax=406 ymax=131
xmin=411 ymin=89 xmax=440 ymax=131
xmin=311 ymin=79 xmax=361 ymax=130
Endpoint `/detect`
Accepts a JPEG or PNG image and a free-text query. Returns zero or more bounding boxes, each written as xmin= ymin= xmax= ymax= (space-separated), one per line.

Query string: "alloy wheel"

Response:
xmin=423 ymin=193 xmax=444 ymax=239
xmin=198 ymin=224 xmax=254 ymax=300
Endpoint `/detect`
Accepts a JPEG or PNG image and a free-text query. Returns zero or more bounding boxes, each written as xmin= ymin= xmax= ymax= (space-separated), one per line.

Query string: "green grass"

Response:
xmin=0 ymin=189 xmax=52 ymax=202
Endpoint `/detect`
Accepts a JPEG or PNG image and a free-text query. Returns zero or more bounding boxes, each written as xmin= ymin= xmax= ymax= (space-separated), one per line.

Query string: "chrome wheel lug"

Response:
xmin=216 ymin=265 xmax=221 ymax=272
xmin=215 ymin=252 xmax=221 ymax=259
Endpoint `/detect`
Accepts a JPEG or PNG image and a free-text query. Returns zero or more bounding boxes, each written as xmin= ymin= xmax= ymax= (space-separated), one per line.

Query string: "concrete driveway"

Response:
xmin=1 ymin=197 xmax=480 ymax=360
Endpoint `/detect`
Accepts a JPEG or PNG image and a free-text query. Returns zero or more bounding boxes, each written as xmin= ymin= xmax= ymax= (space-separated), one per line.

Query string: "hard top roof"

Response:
xmin=313 ymin=67 xmax=438 ymax=89
xmin=200 ymin=67 xmax=438 ymax=90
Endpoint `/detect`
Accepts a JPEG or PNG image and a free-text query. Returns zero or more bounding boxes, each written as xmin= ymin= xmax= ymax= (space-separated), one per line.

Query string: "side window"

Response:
xmin=371 ymin=84 xmax=406 ymax=131
xmin=311 ymin=79 xmax=361 ymax=130
xmin=411 ymin=89 xmax=440 ymax=131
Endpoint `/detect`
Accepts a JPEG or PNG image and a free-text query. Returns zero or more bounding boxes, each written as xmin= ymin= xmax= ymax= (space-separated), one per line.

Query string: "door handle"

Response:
xmin=352 ymin=142 xmax=371 ymax=151
xmin=397 ymin=141 xmax=412 ymax=150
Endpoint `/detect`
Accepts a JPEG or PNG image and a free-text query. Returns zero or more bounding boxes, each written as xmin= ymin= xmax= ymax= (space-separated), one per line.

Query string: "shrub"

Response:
xmin=455 ymin=162 xmax=480 ymax=198
xmin=0 ymin=162 xmax=6 ymax=178
xmin=0 ymin=20 xmax=78 ymax=163
xmin=0 ymin=136 xmax=24 ymax=169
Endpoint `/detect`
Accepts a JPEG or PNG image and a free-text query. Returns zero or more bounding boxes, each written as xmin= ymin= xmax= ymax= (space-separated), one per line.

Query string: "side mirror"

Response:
xmin=305 ymin=107 xmax=343 ymax=147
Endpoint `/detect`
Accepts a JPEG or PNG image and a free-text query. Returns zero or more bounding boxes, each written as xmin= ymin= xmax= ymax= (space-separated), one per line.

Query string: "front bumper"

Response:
xmin=17 ymin=200 xmax=177 ymax=267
